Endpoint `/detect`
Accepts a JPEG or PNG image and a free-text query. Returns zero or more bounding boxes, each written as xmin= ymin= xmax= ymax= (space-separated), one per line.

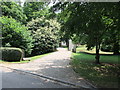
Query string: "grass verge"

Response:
xmin=71 ymin=52 xmax=119 ymax=88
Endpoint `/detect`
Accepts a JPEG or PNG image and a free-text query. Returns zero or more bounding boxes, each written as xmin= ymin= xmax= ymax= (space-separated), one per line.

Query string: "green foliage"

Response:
xmin=23 ymin=2 xmax=51 ymax=22
xmin=0 ymin=16 xmax=34 ymax=56
xmin=1 ymin=47 xmax=23 ymax=62
xmin=101 ymin=44 xmax=113 ymax=52
xmin=53 ymin=2 xmax=120 ymax=63
xmin=27 ymin=17 xmax=61 ymax=55
xmin=101 ymin=3 xmax=120 ymax=54
xmin=0 ymin=2 xmax=27 ymax=24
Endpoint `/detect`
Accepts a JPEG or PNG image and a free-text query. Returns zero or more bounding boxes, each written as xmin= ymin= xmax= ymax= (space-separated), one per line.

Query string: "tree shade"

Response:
xmin=52 ymin=2 xmax=120 ymax=63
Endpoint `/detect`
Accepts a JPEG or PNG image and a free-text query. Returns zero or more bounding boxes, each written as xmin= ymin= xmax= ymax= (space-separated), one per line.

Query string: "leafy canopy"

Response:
xmin=0 ymin=16 xmax=34 ymax=56
xmin=52 ymin=2 xmax=120 ymax=63
xmin=23 ymin=2 xmax=51 ymax=22
xmin=27 ymin=17 xmax=61 ymax=55
xmin=0 ymin=2 xmax=27 ymax=24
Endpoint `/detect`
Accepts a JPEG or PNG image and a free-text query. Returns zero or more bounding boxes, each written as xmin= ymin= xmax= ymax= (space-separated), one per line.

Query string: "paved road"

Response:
xmin=1 ymin=48 xmax=95 ymax=88
xmin=1 ymin=67 xmax=71 ymax=88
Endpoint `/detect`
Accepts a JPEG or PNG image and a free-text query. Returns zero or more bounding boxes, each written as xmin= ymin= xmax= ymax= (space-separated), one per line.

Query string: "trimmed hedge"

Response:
xmin=0 ymin=47 xmax=23 ymax=62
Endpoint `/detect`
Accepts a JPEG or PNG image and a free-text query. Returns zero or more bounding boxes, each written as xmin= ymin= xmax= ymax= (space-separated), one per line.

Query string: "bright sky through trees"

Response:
xmin=19 ymin=0 xmax=57 ymax=7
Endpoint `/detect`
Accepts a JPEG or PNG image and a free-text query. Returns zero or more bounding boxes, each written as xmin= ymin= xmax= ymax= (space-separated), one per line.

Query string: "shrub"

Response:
xmin=0 ymin=47 xmax=23 ymax=62
xmin=0 ymin=16 xmax=34 ymax=56
xmin=27 ymin=17 xmax=61 ymax=55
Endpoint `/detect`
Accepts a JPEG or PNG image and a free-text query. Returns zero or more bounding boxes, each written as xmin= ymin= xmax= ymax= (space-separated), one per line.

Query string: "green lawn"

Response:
xmin=0 ymin=52 xmax=51 ymax=64
xmin=71 ymin=45 xmax=119 ymax=88
xmin=76 ymin=45 xmax=113 ymax=54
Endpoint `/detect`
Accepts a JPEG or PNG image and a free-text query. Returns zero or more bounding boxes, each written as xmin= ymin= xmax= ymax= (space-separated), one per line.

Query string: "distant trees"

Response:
xmin=23 ymin=2 xmax=51 ymax=23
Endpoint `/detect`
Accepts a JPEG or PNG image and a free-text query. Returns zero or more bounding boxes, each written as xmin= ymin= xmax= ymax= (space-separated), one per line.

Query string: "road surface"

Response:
xmin=1 ymin=48 xmax=95 ymax=89
xmin=1 ymin=67 xmax=72 ymax=88
xmin=1 ymin=48 xmax=94 ymax=88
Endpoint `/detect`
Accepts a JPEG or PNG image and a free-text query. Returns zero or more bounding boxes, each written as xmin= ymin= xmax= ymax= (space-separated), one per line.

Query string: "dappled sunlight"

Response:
xmin=73 ymin=52 xmax=119 ymax=64
xmin=51 ymin=65 xmax=68 ymax=68
xmin=1 ymin=1 xmax=119 ymax=88
xmin=72 ymin=52 xmax=119 ymax=88
xmin=76 ymin=45 xmax=113 ymax=55
xmin=1 ymin=48 xmax=91 ymax=88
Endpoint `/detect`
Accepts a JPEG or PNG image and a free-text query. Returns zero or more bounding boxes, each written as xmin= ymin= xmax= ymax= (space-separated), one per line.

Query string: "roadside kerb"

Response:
xmin=1 ymin=65 xmax=97 ymax=89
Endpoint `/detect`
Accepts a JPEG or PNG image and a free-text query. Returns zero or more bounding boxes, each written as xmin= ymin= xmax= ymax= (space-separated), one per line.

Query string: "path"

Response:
xmin=1 ymin=48 xmax=95 ymax=88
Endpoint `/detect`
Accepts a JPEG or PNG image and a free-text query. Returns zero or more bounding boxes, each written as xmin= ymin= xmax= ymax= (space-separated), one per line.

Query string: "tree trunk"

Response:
xmin=59 ymin=42 xmax=62 ymax=47
xmin=95 ymin=47 xmax=100 ymax=64
xmin=95 ymin=38 xmax=100 ymax=64
xmin=65 ymin=39 xmax=69 ymax=48
xmin=113 ymin=42 xmax=120 ymax=55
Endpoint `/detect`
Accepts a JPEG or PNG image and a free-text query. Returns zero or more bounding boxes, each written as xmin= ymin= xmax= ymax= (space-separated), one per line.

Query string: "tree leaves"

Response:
xmin=0 ymin=16 xmax=34 ymax=56
xmin=27 ymin=17 xmax=61 ymax=55
xmin=0 ymin=2 xmax=27 ymax=24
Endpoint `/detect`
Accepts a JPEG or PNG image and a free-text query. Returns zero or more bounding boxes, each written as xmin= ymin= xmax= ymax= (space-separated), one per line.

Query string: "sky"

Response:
xmin=20 ymin=0 xmax=58 ymax=7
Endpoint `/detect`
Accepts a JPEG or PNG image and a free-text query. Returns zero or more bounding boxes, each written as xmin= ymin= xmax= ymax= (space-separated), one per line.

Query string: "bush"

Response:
xmin=0 ymin=47 xmax=23 ymax=62
xmin=0 ymin=16 xmax=34 ymax=56
xmin=27 ymin=17 xmax=61 ymax=55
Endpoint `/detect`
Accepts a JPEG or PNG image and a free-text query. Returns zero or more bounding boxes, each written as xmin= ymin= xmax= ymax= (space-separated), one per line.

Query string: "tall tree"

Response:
xmin=23 ymin=2 xmax=51 ymax=23
xmin=102 ymin=3 xmax=120 ymax=55
xmin=52 ymin=2 xmax=119 ymax=64
xmin=0 ymin=2 xmax=27 ymax=24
